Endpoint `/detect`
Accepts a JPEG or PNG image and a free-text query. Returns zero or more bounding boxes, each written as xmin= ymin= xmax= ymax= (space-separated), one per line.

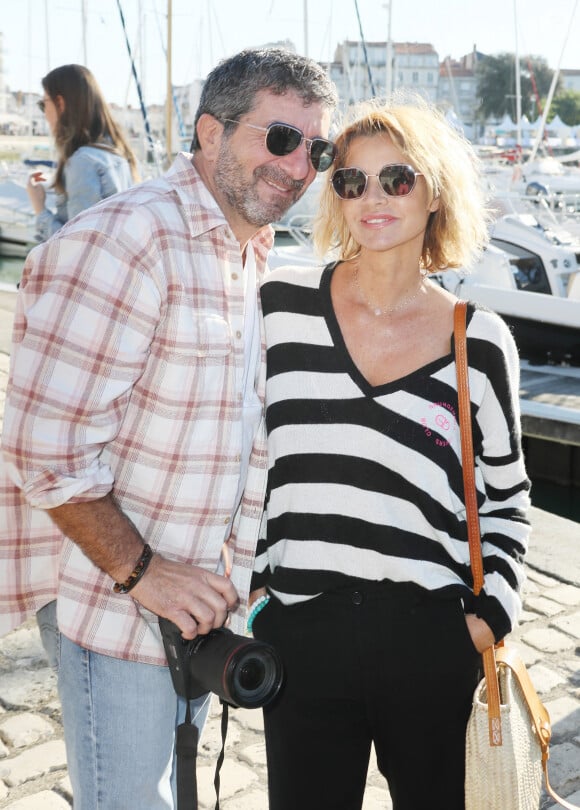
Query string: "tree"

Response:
xmin=476 ymin=53 xmax=559 ymax=121
xmin=550 ymin=90 xmax=580 ymax=126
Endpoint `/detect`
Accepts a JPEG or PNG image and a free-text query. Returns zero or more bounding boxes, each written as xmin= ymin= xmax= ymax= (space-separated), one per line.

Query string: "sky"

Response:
xmin=1 ymin=0 xmax=579 ymax=108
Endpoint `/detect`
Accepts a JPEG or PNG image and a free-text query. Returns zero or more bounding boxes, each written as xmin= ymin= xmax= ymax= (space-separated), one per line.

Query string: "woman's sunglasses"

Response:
xmin=222 ymin=119 xmax=337 ymax=173
xmin=331 ymin=164 xmax=423 ymax=200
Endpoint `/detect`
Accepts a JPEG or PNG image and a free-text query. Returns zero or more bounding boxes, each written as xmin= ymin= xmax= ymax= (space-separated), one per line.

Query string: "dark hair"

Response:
xmin=190 ymin=47 xmax=337 ymax=151
xmin=42 ymin=64 xmax=139 ymax=192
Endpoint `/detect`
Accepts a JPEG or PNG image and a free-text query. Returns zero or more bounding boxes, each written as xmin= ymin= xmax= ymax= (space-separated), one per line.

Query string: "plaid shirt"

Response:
xmin=0 ymin=154 xmax=271 ymax=664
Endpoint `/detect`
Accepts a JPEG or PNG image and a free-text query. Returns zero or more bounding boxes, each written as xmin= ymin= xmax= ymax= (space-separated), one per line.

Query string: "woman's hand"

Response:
xmin=27 ymin=172 xmax=47 ymax=214
xmin=249 ymin=587 xmax=267 ymax=608
xmin=465 ymin=613 xmax=495 ymax=653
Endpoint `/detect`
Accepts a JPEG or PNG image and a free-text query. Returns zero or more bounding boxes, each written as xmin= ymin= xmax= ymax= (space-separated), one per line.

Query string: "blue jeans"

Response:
xmin=37 ymin=601 xmax=210 ymax=810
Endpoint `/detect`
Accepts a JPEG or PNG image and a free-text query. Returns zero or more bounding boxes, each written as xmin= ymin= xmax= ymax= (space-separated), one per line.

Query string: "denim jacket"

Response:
xmin=35 ymin=145 xmax=134 ymax=242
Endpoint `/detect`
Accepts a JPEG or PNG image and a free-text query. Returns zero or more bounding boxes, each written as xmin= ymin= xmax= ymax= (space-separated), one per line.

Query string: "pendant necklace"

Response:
xmin=352 ymin=264 xmax=425 ymax=317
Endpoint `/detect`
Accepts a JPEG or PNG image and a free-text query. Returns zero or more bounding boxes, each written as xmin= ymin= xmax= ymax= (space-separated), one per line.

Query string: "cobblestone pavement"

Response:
xmin=1 ymin=322 xmax=580 ymax=809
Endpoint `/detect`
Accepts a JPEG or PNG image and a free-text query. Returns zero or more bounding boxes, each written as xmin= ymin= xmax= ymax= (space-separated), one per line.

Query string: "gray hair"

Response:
xmin=191 ymin=47 xmax=337 ymax=151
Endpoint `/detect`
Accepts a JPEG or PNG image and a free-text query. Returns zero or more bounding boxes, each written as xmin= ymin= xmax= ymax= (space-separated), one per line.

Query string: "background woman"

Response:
xmin=27 ymin=63 xmax=139 ymax=241
xmin=250 ymin=98 xmax=531 ymax=810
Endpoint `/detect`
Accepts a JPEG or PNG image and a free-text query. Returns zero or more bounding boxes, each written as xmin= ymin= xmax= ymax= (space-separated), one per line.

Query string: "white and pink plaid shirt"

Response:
xmin=0 ymin=153 xmax=271 ymax=664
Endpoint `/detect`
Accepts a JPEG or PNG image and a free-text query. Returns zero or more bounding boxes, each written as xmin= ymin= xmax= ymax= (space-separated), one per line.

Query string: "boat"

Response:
xmin=0 ymin=177 xmax=39 ymax=258
xmin=435 ymin=243 xmax=580 ymax=366
xmin=489 ymin=210 xmax=580 ymax=297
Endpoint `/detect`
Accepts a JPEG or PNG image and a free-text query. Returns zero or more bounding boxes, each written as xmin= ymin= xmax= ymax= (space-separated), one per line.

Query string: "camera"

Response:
xmin=159 ymin=617 xmax=283 ymax=709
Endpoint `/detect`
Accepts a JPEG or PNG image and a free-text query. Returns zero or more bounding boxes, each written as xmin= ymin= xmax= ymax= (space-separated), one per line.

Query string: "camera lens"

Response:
xmin=238 ymin=657 xmax=266 ymax=692
xmin=228 ymin=644 xmax=282 ymax=708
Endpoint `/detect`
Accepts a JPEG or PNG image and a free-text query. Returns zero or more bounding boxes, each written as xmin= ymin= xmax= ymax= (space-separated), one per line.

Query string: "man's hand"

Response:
xmin=48 ymin=494 xmax=239 ymax=641
xmin=132 ymin=555 xmax=239 ymax=639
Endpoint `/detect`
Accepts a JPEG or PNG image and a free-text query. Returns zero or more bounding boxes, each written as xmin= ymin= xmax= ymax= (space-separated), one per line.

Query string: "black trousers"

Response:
xmin=252 ymin=579 xmax=481 ymax=810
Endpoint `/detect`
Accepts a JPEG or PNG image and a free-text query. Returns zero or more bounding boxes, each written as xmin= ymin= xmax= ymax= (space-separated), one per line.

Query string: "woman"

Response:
xmin=249 ymin=98 xmax=531 ymax=810
xmin=28 ymin=64 xmax=139 ymax=242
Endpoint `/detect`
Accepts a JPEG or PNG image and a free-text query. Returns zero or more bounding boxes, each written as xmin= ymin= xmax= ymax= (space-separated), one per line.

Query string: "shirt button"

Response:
xmin=352 ymin=591 xmax=364 ymax=606
xmin=231 ymin=272 xmax=239 ymax=281
xmin=223 ymin=517 xmax=230 ymax=525
xmin=235 ymin=330 xmax=242 ymax=339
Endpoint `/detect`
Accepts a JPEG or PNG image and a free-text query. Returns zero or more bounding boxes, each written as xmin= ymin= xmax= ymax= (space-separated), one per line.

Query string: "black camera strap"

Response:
xmin=176 ymin=702 xmax=199 ymax=808
xmin=176 ymin=698 xmax=229 ymax=810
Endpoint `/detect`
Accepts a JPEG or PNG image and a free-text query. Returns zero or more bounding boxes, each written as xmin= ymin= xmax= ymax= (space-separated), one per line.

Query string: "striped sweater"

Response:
xmin=253 ymin=263 xmax=531 ymax=640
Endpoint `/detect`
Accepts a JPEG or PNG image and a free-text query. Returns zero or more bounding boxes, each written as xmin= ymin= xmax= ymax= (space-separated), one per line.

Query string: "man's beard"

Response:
xmin=214 ymin=144 xmax=307 ymax=228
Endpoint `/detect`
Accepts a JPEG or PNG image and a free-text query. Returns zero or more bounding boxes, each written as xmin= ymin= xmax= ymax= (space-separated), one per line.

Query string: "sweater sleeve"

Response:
xmin=464 ymin=309 xmax=531 ymax=640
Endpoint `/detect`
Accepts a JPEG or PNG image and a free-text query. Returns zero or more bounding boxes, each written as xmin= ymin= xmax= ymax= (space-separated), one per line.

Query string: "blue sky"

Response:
xmin=1 ymin=0 xmax=578 ymax=107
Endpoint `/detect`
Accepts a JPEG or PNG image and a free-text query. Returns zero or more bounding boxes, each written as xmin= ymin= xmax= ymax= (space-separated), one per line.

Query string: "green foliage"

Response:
xmin=549 ymin=90 xmax=580 ymax=126
xmin=476 ymin=53 xmax=559 ymax=120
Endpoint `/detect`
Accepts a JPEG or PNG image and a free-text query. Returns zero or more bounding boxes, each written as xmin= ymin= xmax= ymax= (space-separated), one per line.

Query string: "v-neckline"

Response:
xmin=318 ymin=263 xmax=454 ymax=397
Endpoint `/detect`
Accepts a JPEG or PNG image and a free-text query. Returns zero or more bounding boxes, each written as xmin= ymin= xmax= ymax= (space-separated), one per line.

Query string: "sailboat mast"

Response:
xmin=528 ymin=0 xmax=579 ymax=162
xmin=514 ymin=0 xmax=522 ymax=149
xmin=166 ymin=0 xmax=172 ymax=161
xmin=384 ymin=1 xmax=393 ymax=98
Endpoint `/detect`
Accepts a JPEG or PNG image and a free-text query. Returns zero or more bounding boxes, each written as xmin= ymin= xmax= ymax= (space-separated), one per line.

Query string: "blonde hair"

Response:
xmin=313 ymin=96 xmax=490 ymax=271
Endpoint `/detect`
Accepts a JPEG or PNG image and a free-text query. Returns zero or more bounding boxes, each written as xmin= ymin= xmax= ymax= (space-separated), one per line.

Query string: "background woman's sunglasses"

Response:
xmin=223 ymin=119 xmax=337 ymax=172
xmin=331 ymin=164 xmax=423 ymax=199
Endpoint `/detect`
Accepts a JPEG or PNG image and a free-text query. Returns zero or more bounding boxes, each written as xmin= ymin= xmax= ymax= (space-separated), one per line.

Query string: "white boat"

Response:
xmin=489 ymin=211 xmax=580 ymax=297
xmin=0 ymin=177 xmax=38 ymax=258
xmin=512 ymin=157 xmax=580 ymax=210
xmin=436 ymin=243 xmax=580 ymax=366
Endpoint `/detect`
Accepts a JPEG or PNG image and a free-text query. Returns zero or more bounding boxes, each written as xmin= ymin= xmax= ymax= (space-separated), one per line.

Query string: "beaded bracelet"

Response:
xmin=246 ymin=594 xmax=271 ymax=633
xmin=113 ymin=544 xmax=153 ymax=594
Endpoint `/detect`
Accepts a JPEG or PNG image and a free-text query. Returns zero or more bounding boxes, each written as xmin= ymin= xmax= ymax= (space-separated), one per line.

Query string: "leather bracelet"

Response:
xmin=113 ymin=544 xmax=153 ymax=594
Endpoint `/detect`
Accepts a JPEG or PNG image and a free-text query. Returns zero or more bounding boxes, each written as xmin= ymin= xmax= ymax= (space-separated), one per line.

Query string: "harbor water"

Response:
xmin=0 ymin=254 xmax=578 ymax=524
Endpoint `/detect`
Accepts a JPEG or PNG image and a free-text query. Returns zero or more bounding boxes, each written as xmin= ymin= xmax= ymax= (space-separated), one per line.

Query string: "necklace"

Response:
xmin=352 ymin=264 xmax=425 ymax=317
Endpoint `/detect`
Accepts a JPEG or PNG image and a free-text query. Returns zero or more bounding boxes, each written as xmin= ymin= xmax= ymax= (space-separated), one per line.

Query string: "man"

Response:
xmin=0 ymin=47 xmax=337 ymax=809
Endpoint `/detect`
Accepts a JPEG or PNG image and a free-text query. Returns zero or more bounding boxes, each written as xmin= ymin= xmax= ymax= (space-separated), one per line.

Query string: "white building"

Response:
xmin=327 ymin=40 xmax=440 ymax=108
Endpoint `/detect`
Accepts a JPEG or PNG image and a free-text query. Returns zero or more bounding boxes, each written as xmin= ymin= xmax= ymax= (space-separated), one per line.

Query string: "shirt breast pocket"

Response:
xmin=193 ymin=313 xmax=232 ymax=357
xmin=160 ymin=311 xmax=233 ymax=360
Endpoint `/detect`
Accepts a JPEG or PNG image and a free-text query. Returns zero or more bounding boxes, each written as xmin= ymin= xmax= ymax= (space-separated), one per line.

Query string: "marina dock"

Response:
xmin=519 ymin=361 xmax=580 ymax=490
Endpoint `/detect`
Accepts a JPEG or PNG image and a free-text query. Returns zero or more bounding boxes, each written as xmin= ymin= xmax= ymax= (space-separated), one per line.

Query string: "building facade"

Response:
xmin=328 ymin=40 xmax=440 ymax=108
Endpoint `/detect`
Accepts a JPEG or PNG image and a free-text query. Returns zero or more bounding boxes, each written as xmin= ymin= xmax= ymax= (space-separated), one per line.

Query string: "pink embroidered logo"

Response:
xmin=420 ymin=401 xmax=457 ymax=447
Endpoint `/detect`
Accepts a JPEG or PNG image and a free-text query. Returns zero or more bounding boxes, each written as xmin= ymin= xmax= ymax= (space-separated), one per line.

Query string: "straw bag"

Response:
xmin=454 ymin=301 xmax=579 ymax=810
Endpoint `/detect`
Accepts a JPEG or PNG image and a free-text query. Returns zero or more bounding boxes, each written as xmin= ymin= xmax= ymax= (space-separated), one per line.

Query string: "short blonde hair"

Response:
xmin=313 ymin=96 xmax=490 ymax=271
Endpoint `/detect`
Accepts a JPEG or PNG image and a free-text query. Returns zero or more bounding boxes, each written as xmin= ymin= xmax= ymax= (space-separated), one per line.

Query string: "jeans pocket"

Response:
xmin=36 ymin=600 xmax=61 ymax=673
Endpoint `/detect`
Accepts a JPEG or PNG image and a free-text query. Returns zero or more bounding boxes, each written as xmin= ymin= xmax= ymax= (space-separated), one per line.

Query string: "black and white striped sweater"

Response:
xmin=253 ymin=263 xmax=531 ymax=640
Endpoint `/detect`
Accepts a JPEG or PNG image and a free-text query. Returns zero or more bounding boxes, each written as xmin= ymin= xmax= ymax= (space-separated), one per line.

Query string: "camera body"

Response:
xmin=159 ymin=617 xmax=283 ymax=709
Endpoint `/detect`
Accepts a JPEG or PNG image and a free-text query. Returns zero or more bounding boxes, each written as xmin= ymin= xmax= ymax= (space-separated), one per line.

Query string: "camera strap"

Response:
xmin=176 ymin=701 xmax=199 ymax=809
xmin=176 ymin=698 xmax=229 ymax=810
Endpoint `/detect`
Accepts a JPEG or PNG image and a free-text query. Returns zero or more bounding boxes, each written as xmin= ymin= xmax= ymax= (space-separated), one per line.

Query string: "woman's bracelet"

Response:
xmin=247 ymin=594 xmax=270 ymax=632
xmin=113 ymin=544 xmax=153 ymax=594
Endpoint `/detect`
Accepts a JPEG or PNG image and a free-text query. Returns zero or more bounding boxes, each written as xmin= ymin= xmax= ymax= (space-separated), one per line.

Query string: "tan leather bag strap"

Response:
xmin=454 ymin=301 xmax=502 ymax=746
xmin=454 ymin=302 xmax=580 ymax=810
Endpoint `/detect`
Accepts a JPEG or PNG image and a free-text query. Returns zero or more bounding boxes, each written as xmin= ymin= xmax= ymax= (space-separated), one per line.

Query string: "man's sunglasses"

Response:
xmin=37 ymin=99 xmax=46 ymax=113
xmin=331 ymin=164 xmax=423 ymax=200
xmin=222 ymin=119 xmax=337 ymax=173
